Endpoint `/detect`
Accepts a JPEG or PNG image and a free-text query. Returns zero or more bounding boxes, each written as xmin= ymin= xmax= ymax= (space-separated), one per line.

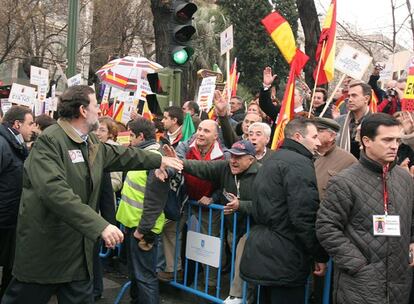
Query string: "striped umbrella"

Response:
xmin=96 ymin=56 xmax=163 ymax=92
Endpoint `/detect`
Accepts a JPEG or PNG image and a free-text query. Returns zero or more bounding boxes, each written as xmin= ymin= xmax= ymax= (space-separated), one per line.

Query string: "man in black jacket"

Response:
xmin=0 ymin=106 xmax=34 ymax=299
xmin=240 ymin=117 xmax=328 ymax=304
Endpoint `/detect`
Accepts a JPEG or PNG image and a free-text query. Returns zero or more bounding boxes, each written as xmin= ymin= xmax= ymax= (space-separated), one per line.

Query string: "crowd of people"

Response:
xmin=0 ymin=65 xmax=414 ymax=304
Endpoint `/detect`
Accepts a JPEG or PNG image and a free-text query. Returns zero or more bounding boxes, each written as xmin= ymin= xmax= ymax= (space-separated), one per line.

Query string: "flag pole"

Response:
xmin=308 ymin=40 xmax=326 ymax=118
xmin=319 ymin=73 xmax=346 ymax=117
xmin=226 ymin=50 xmax=231 ymax=106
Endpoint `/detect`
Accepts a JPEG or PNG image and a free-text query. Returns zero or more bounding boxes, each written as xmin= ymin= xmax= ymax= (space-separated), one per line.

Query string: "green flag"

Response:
xmin=181 ymin=112 xmax=195 ymax=141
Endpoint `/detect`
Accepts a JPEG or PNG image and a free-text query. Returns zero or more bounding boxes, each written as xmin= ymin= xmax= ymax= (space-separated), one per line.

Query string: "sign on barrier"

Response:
xmin=185 ymin=230 xmax=221 ymax=268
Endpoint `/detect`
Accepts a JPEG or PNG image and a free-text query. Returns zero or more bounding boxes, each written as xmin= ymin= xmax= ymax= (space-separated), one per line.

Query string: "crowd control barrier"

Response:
xmin=169 ymin=200 xmax=252 ymax=303
xmin=111 ymin=200 xmax=333 ymax=304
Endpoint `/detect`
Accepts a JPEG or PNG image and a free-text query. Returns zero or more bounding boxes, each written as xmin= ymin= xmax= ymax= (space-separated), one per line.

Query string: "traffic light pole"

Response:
xmin=66 ymin=0 xmax=79 ymax=78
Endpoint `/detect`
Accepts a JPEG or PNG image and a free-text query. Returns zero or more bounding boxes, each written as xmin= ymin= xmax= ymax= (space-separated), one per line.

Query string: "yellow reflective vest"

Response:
xmin=116 ymin=151 xmax=165 ymax=234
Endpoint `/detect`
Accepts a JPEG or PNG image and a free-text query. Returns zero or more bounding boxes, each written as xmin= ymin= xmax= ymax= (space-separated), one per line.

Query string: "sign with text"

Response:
xmin=185 ymin=231 xmax=221 ymax=268
xmin=220 ymin=25 xmax=233 ymax=55
xmin=335 ymin=45 xmax=372 ymax=80
xmin=30 ymin=66 xmax=49 ymax=86
xmin=9 ymin=83 xmax=36 ymax=107
xmin=45 ymin=97 xmax=58 ymax=112
xmin=402 ymin=59 xmax=414 ymax=111
xmin=121 ymin=95 xmax=135 ymax=125
xmin=37 ymin=83 xmax=48 ymax=103
xmin=34 ymin=99 xmax=45 ymax=116
xmin=196 ymin=76 xmax=216 ymax=112
xmin=67 ymin=73 xmax=82 ymax=87
xmin=1 ymin=99 xmax=11 ymax=114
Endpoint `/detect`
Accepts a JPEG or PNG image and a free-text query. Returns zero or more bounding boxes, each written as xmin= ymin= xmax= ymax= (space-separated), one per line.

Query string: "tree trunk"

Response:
xmin=150 ymin=0 xmax=171 ymax=67
xmin=296 ymin=0 xmax=321 ymax=89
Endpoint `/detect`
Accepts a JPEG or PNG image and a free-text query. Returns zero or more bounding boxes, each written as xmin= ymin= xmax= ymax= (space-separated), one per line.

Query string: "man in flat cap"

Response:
xmin=312 ymin=117 xmax=357 ymax=304
xmin=314 ymin=117 xmax=357 ymax=201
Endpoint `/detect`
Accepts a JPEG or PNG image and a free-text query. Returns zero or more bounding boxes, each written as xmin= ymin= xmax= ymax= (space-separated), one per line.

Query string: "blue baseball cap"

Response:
xmin=228 ymin=140 xmax=256 ymax=157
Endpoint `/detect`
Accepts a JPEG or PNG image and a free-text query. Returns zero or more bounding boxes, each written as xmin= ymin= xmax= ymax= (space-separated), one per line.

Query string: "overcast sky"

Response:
xmin=316 ymin=0 xmax=413 ymax=50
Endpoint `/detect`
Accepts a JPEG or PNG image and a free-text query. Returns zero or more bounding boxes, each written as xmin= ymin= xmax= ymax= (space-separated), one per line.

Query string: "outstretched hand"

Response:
xmin=263 ymin=67 xmax=277 ymax=87
xmin=400 ymin=111 xmax=414 ymax=135
xmin=160 ymin=153 xmax=183 ymax=172
xmin=214 ymin=90 xmax=228 ymax=116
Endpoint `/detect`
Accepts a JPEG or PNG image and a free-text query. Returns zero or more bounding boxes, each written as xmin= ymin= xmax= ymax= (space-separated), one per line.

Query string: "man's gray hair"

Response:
xmin=248 ymin=122 xmax=271 ymax=138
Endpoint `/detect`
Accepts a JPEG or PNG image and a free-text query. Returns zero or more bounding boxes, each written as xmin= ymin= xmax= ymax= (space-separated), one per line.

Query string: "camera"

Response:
xmin=386 ymin=88 xmax=398 ymax=98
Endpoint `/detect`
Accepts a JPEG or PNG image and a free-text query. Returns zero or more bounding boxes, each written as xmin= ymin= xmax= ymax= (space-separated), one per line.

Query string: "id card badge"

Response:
xmin=68 ymin=149 xmax=85 ymax=163
xmin=373 ymin=215 xmax=401 ymax=236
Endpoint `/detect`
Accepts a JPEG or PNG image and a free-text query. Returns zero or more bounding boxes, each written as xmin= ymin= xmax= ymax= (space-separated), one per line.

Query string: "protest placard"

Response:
xmin=402 ymin=57 xmax=414 ymax=111
xmin=0 ymin=99 xmax=11 ymax=114
xmin=9 ymin=83 xmax=36 ymax=107
xmin=220 ymin=25 xmax=233 ymax=56
xmin=196 ymin=76 xmax=216 ymax=112
xmin=30 ymin=66 xmax=49 ymax=86
xmin=67 ymin=74 xmax=82 ymax=87
xmin=335 ymin=45 xmax=372 ymax=80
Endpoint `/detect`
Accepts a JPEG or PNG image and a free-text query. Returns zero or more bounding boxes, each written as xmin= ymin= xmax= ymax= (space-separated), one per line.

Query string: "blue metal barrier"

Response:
xmin=169 ymin=200 xmax=250 ymax=303
xmin=111 ymin=200 xmax=333 ymax=304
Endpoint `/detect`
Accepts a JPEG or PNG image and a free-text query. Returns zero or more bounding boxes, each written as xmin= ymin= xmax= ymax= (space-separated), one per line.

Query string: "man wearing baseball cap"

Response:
xmin=162 ymin=139 xmax=259 ymax=303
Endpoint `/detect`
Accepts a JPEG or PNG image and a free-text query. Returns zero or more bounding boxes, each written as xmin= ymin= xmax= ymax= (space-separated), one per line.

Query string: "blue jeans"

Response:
xmin=126 ymin=228 xmax=159 ymax=304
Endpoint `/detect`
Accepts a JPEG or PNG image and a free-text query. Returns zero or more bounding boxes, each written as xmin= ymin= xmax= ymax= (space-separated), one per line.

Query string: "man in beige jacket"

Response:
xmin=315 ymin=118 xmax=357 ymax=201
xmin=313 ymin=117 xmax=357 ymax=304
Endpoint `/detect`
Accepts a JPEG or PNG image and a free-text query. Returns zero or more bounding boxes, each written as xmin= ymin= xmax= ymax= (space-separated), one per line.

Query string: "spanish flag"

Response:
xmin=313 ymin=0 xmax=336 ymax=85
xmin=271 ymin=51 xmax=309 ymax=149
xmin=141 ymin=99 xmax=153 ymax=121
xmin=262 ymin=11 xmax=297 ymax=64
xmin=370 ymin=89 xmax=378 ymax=113
xmin=113 ymin=101 xmax=124 ymax=122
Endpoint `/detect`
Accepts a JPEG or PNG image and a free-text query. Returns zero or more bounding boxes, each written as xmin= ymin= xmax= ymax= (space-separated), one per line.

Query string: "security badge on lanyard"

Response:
xmin=373 ymin=164 xmax=400 ymax=237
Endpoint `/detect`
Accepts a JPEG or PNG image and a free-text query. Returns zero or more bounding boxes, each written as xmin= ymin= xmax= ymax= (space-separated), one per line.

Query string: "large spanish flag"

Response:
xmin=262 ymin=12 xmax=297 ymax=64
xmin=313 ymin=0 xmax=337 ymax=85
xmin=271 ymin=65 xmax=296 ymax=150
xmin=270 ymin=51 xmax=308 ymax=149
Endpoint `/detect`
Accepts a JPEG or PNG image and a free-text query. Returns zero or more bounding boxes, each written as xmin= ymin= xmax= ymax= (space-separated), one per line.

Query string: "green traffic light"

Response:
xmin=172 ymin=49 xmax=189 ymax=65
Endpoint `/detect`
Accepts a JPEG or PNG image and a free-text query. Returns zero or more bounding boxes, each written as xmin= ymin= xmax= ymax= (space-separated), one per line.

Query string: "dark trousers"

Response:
xmin=92 ymin=241 xmax=103 ymax=298
xmin=0 ymin=228 xmax=16 ymax=300
xmin=1 ymin=278 xmax=93 ymax=304
xmin=125 ymin=228 xmax=159 ymax=304
xmin=260 ymin=285 xmax=305 ymax=304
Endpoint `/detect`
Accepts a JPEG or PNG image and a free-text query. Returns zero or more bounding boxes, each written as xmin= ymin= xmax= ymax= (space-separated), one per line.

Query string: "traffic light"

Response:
xmin=170 ymin=0 xmax=198 ymax=66
xmin=147 ymin=68 xmax=182 ymax=113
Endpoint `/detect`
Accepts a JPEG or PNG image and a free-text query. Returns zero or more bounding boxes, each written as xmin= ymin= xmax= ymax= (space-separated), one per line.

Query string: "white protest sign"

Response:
xmin=335 ymin=45 xmax=373 ymax=80
xmin=135 ymin=69 xmax=154 ymax=101
xmin=220 ymin=25 xmax=233 ymax=55
xmin=30 ymin=66 xmax=49 ymax=86
xmin=101 ymin=86 xmax=110 ymax=104
xmin=185 ymin=231 xmax=221 ymax=268
xmin=380 ymin=50 xmax=413 ymax=80
xmin=380 ymin=62 xmax=393 ymax=80
xmin=196 ymin=76 xmax=217 ymax=112
xmin=1 ymin=99 xmax=12 ymax=114
xmin=67 ymin=73 xmax=82 ymax=87
xmin=37 ymin=83 xmax=48 ymax=103
xmin=34 ymin=99 xmax=45 ymax=116
xmin=9 ymin=83 xmax=36 ymax=107
xmin=45 ymin=97 xmax=58 ymax=112
xmin=121 ymin=95 xmax=135 ymax=124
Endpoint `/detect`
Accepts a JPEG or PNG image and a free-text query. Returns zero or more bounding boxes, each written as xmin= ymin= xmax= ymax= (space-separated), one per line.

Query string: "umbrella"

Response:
xmin=96 ymin=56 xmax=163 ymax=91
